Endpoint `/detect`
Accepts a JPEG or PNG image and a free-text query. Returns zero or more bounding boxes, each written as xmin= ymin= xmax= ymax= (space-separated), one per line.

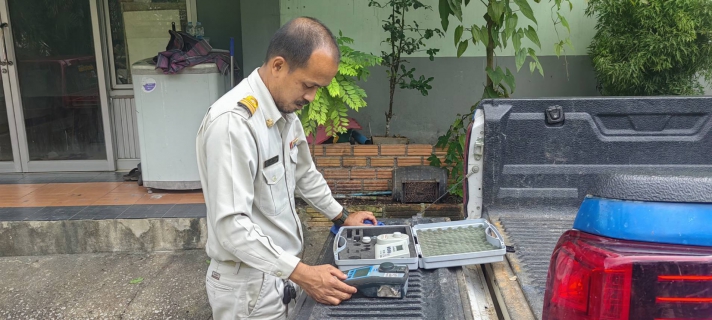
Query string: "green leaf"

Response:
xmin=457 ymin=40 xmax=469 ymax=57
xmin=448 ymin=0 xmax=463 ymax=21
xmin=205 ymin=260 xmax=210 ymax=264
xmin=454 ymin=25 xmax=463 ymax=46
xmin=557 ymin=13 xmax=570 ymax=33
xmin=528 ymin=48 xmax=544 ymax=76
xmin=439 ymin=0 xmax=452 ymax=31
xmin=504 ymin=68 xmax=516 ymax=93
xmin=480 ymin=27 xmax=489 ymax=47
xmin=513 ymin=0 xmax=537 ymax=25
xmin=505 ymin=13 xmax=518 ymax=41
xmin=530 ymin=61 xmax=536 ymax=73
xmin=458 ymin=134 xmax=466 ymax=152
xmin=524 ymin=26 xmax=541 ymax=49
xmin=130 ymin=277 xmax=144 ymax=284
xmin=488 ymin=1 xmax=505 ymax=24
xmin=491 ymin=27 xmax=500 ymax=47
xmin=471 ymin=25 xmax=481 ymax=42
xmin=515 ymin=48 xmax=527 ymax=71
xmin=513 ymin=29 xmax=523 ymax=52
xmin=555 ymin=42 xmax=562 ymax=57
xmin=486 ymin=66 xmax=505 ymax=86
xmin=483 ymin=86 xmax=499 ymax=98
xmin=428 ymin=154 xmax=442 ymax=167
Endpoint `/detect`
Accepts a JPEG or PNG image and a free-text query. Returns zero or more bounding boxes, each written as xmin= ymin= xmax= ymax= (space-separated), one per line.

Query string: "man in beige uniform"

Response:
xmin=196 ymin=17 xmax=378 ymax=319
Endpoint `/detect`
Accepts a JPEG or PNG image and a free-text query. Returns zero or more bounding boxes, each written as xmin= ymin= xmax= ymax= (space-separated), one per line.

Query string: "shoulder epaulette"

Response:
xmin=237 ymin=95 xmax=259 ymax=117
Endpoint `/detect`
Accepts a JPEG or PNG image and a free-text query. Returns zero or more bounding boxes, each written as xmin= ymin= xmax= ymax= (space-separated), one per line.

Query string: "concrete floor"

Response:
xmin=0 ymin=228 xmax=331 ymax=320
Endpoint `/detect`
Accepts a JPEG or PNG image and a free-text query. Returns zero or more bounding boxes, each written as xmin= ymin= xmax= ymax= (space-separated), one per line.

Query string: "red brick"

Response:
xmin=351 ymin=169 xmax=377 ymax=179
xmin=379 ymin=144 xmax=406 ymax=156
xmin=407 ymin=144 xmax=434 ymax=156
xmin=353 ymin=145 xmax=379 ymax=156
xmin=342 ymin=157 xmax=368 ymax=167
xmin=315 ymin=157 xmax=341 ymax=167
xmin=309 ymin=216 xmax=332 ymax=222
xmin=310 ymin=145 xmax=325 ymax=157
xmin=328 ymin=180 xmax=363 ymax=193
xmin=370 ymin=157 xmax=395 ymax=167
xmin=324 ymin=144 xmax=353 ymax=156
xmin=323 ymin=169 xmax=350 ymax=179
xmin=377 ymin=169 xmax=393 ymax=179
xmin=306 ymin=221 xmax=335 ymax=228
xmin=397 ymin=157 xmax=423 ymax=167
xmin=363 ymin=179 xmax=390 ymax=191
xmin=434 ymin=147 xmax=448 ymax=156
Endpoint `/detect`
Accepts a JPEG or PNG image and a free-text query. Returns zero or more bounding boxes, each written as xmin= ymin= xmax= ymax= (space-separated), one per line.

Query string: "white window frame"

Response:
xmin=102 ymin=0 xmax=197 ymax=93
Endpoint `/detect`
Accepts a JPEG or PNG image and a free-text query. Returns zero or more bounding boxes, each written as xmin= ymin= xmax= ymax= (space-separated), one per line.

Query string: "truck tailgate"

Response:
xmin=477 ymin=97 xmax=712 ymax=319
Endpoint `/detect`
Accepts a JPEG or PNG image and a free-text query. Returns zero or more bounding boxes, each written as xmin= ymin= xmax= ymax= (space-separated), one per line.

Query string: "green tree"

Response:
xmin=587 ymin=0 xmax=712 ymax=96
xmin=299 ymin=32 xmax=381 ymax=145
xmin=368 ymin=0 xmax=443 ymax=137
xmin=429 ymin=0 xmax=573 ymax=197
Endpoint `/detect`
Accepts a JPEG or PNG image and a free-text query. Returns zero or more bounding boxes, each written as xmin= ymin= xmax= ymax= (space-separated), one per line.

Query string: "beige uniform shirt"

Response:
xmin=196 ymin=68 xmax=343 ymax=280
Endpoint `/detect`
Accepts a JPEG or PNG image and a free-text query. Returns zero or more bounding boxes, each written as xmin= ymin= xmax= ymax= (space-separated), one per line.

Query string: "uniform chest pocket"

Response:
xmin=257 ymin=163 xmax=289 ymax=216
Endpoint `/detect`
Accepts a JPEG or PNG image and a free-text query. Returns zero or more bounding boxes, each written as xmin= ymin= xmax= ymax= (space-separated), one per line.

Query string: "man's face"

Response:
xmin=269 ymin=49 xmax=338 ymax=114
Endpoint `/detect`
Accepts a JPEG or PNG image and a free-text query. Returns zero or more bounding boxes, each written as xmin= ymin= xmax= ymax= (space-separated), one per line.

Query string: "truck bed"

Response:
xmin=293 ymin=217 xmax=485 ymax=320
xmin=479 ymin=97 xmax=712 ymax=319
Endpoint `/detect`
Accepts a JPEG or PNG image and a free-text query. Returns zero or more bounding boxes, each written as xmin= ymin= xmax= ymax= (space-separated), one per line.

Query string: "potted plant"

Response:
xmin=299 ymin=31 xmax=381 ymax=153
xmin=368 ymin=0 xmax=443 ymax=145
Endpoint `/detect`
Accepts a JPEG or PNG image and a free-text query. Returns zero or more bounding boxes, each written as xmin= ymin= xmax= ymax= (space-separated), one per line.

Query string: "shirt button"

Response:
xmin=272 ymin=176 xmax=276 ymax=181
xmin=277 ymin=271 xmax=283 ymax=277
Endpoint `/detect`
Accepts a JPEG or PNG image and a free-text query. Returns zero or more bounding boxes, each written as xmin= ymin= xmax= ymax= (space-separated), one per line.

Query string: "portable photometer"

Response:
xmin=343 ymin=262 xmax=409 ymax=299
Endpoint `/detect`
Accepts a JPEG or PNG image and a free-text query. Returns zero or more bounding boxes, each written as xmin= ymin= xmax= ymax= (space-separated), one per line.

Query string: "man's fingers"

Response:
xmin=364 ymin=216 xmax=378 ymax=225
xmin=331 ymin=290 xmax=353 ymax=301
xmin=329 ymin=267 xmax=347 ymax=280
xmin=332 ymin=278 xmax=358 ymax=294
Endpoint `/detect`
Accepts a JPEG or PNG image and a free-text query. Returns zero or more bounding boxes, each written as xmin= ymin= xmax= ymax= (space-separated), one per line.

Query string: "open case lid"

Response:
xmin=333 ymin=218 xmax=507 ymax=270
xmin=411 ymin=218 xmax=506 ymax=269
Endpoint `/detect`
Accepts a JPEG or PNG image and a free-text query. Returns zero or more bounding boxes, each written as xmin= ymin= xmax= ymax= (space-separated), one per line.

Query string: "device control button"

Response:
xmin=379 ymin=262 xmax=395 ymax=272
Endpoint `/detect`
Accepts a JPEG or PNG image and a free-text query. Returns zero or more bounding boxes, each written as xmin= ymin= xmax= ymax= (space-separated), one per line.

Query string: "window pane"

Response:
xmin=9 ymin=0 xmax=107 ymax=161
xmin=108 ymin=0 xmax=188 ymax=86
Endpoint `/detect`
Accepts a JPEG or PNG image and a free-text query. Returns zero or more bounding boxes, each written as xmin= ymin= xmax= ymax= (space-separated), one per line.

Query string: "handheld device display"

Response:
xmin=343 ymin=262 xmax=409 ymax=299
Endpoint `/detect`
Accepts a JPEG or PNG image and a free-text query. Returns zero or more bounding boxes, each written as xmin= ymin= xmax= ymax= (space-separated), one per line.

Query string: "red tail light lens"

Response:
xmin=544 ymin=230 xmax=632 ymax=320
xmin=543 ymin=230 xmax=712 ymax=320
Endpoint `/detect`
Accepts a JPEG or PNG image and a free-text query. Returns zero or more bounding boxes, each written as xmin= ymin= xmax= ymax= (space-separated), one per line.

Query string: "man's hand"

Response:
xmin=343 ymin=211 xmax=377 ymax=226
xmin=289 ymin=263 xmax=357 ymax=305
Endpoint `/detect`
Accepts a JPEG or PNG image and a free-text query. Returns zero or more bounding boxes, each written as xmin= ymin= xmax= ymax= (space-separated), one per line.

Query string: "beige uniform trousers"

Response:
xmin=205 ymin=259 xmax=302 ymax=320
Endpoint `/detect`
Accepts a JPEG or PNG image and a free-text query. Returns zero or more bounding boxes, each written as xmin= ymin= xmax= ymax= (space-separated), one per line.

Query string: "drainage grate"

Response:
xmin=402 ymin=180 xmax=439 ymax=203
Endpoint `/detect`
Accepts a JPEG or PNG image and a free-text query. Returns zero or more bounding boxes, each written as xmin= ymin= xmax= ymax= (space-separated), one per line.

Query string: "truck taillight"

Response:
xmin=545 ymin=230 xmax=632 ymax=320
xmin=543 ymin=230 xmax=712 ymax=320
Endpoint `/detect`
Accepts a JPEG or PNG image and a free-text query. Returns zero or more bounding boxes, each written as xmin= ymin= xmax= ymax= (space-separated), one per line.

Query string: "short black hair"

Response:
xmin=264 ymin=17 xmax=340 ymax=70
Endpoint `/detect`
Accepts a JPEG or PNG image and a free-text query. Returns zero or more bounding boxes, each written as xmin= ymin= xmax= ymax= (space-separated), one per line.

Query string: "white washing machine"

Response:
xmin=131 ymin=58 xmax=229 ymax=191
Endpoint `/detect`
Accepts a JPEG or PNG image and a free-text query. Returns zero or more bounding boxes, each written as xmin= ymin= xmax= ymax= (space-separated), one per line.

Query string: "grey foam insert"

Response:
xmin=417 ymin=225 xmax=498 ymax=257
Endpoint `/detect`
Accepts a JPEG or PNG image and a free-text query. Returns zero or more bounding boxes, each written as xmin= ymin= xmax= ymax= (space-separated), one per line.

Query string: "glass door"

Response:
xmin=0 ymin=71 xmax=21 ymax=172
xmin=0 ymin=0 xmax=115 ymax=172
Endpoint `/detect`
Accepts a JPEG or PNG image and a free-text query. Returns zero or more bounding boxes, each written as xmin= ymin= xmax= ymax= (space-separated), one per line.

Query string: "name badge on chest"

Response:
xmin=264 ymin=155 xmax=279 ymax=168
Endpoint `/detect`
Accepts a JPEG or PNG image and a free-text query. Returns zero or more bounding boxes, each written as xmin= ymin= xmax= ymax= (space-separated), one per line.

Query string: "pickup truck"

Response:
xmin=473 ymin=97 xmax=712 ymax=319
xmin=295 ymin=97 xmax=712 ymax=320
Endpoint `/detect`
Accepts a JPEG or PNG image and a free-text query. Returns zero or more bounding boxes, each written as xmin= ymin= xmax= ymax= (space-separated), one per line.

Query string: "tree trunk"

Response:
xmin=385 ymin=73 xmax=396 ymax=137
xmin=485 ymin=14 xmax=495 ymax=89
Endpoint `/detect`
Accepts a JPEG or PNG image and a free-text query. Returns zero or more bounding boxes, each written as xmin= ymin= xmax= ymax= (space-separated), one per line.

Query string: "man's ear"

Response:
xmin=270 ymin=56 xmax=287 ymax=75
